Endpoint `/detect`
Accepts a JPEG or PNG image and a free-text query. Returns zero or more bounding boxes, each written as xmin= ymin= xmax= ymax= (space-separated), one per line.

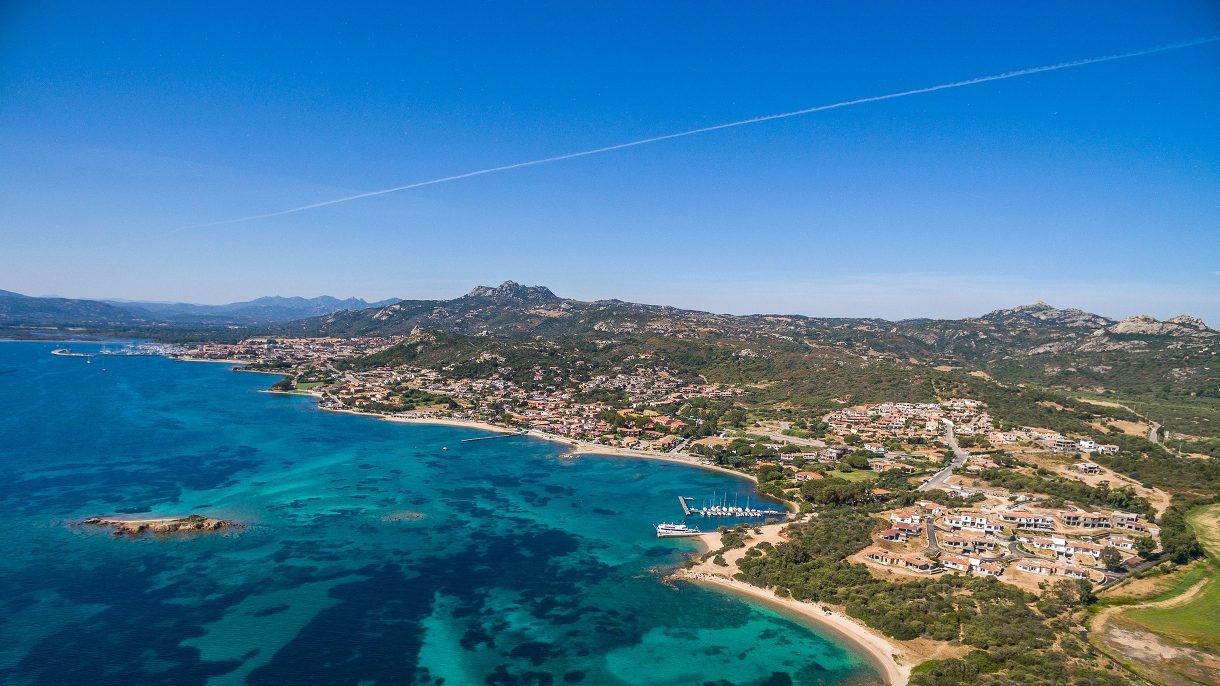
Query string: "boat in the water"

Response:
xmin=655 ymin=522 xmax=701 ymax=538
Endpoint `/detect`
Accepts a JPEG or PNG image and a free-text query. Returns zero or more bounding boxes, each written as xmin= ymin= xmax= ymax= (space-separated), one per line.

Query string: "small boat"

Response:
xmin=656 ymin=522 xmax=701 ymax=538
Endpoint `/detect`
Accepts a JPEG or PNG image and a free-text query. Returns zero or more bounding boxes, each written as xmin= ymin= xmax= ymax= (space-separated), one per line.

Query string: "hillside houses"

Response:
xmin=823 ymin=400 xmax=992 ymax=442
xmin=945 ymin=511 xmax=1003 ymax=534
xmin=862 ymin=546 xmax=934 ymax=573
xmin=1014 ymin=558 xmax=1093 ymax=580
xmin=941 ymin=532 xmax=998 ymax=554
xmin=941 ymin=554 xmax=1004 ymax=577
xmin=889 ymin=508 xmax=925 ymax=527
xmin=880 ymin=523 xmax=919 ymax=542
xmin=1016 ymin=534 xmax=1106 ymax=563
xmin=997 ymin=508 xmax=1157 ymax=535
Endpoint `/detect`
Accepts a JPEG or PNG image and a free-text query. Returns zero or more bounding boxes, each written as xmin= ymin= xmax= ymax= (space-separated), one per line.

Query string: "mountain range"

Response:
xmin=3 ymin=280 xmax=1215 ymax=398
xmin=268 ymin=281 xmax=1213 ymax=398
xmin=108 ymin=295 xmax=402 ymax=324
xmin=0 ymin=290 xmax=400 ymax=326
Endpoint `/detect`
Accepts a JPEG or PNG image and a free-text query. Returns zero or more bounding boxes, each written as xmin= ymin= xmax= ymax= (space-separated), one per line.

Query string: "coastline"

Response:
xmin=258 ymin=383 xmax=774 ymax=487
xmin=530 ymin=430 xmax=766 ymax=483
xmin=675 ymin=525 xmax=910 ymax=686
xmin=175 ymin=356 xmax=250 ymax=365
xmin=193 ymin=362 xmax=886 ymax=677
xmin=684 ymin=572 xmax=910 ymax=686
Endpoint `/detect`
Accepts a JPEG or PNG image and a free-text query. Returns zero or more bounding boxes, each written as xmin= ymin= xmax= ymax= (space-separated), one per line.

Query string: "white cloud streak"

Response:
xmin=184 ymin=35 xmax=1219 ymax=230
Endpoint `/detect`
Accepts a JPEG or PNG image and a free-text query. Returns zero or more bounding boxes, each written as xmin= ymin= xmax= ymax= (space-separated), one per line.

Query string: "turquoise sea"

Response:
xmin=0 ymin=341 xmax=880 ymax=686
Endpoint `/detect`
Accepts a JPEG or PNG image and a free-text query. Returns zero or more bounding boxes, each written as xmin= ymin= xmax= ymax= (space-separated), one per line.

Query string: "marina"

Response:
xmin=98 ymin=342 xmax=188 ymax=356
xmin=679 ymin=493 xmax=786 ymax=519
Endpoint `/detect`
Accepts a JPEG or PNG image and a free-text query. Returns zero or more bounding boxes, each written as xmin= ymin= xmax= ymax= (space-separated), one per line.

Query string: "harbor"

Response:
xmin=679 ymin=493 xmax=786 ymax=519
xmin=50 ymin=349 xmax=94 ymax=358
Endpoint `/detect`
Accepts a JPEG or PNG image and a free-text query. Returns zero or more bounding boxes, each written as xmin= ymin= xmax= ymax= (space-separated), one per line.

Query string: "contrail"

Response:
xmin=188 ymin=35 xmax=1218 ymax=229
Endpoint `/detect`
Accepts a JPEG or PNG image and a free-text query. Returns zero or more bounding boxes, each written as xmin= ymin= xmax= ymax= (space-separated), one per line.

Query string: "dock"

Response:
xmin=459 ymin=430 xmax=529 ymax=443
xmin=51 ymin=349 xmax=94 ymax=358
xmin=684 ymin=491 xmax=786 ymax=519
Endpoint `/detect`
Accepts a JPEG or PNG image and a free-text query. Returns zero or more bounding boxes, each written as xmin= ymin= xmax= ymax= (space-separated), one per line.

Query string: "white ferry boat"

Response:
xmin=655 ymin=522 xmax=701 ymax=538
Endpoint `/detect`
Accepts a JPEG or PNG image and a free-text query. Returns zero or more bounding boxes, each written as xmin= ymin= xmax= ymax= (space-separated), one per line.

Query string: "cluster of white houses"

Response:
xmin=925 ymin=507 xmax=1160 ymax=537
xmin=1013 ymin=558 xmax=1092 ymax=579
xmin=824 ymin=400 xmax=992 ymax=442
xmin=860 ymin=499 xmax=1158 ymax=583
xmin=862 ymin=546 xmax=934 ymax=573
xmin=985 ymin=428 xmax=1120 ymax=455
xmin=941 ymin=554 xmax=1004 ymax=576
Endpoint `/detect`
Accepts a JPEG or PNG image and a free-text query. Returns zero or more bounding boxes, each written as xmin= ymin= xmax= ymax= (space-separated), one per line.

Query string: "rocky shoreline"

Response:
xmin=77 ymin=514 xmax=241 ymax=537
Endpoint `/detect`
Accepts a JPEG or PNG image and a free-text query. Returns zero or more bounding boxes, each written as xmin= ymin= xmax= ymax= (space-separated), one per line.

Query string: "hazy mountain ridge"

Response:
xmin=0 ymin=289 xmax=400 ymax=326
xmin=114 ymin=294 xmax=402 ymax=323
xmin=0 ymin=291 xmax=146 ymax=327
xmin=3 ymin=282 xmax=1215 ymax=396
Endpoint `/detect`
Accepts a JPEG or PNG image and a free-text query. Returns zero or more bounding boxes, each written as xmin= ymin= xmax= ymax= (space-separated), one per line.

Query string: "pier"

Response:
xmin=459 ymin=430 xmax=529 ymax=443
xmin=684 ymin=491 xmax=786 ymax=519
xmin=51 ymin=349 xmax=94 ymax=358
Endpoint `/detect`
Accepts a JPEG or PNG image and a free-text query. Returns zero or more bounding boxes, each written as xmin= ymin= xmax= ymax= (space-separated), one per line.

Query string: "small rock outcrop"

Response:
xmin=381 ymin=510 xmax=425 ymax=522
xmin=77 ymin=514 xmax=241 ymax=537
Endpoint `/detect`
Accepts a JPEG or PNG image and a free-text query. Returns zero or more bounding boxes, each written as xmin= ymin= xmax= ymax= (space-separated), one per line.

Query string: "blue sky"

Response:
xmin=2 ymin=2 xmax=1218 ymax=321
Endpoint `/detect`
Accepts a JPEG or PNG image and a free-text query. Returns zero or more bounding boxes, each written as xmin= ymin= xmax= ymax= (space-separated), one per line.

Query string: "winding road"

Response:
xmin=917 ymin=420 xmax=968 ymax=492
xmin=1148 ymin=421 xmax=1161 ymax=444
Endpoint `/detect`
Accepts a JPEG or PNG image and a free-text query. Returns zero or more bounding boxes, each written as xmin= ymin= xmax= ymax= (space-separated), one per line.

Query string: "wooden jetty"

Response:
xmin=460 ymin=430 xmax=529 ymax=443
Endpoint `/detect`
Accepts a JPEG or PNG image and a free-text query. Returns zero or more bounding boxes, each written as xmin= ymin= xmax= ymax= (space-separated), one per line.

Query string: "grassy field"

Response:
xmin=828 ymin=469 xmax=878 ymax=483
xmin=1121 ymin=505 xmax=1220 ymax=651
xmin=1099 ymin=560 xmax=1208 ymax=606
xmin=295 ymin=381 xmax=325 ymax=390
xmin=1077 ymin=393 xmax=1220 ymax=440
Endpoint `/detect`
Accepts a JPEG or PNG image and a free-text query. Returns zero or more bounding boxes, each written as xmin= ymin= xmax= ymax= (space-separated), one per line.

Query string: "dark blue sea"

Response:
xmin=0 ymin=341 xmax=880 ymax=686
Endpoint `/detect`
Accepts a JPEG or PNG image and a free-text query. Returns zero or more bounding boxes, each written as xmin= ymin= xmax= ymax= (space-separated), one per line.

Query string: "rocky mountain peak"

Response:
xmin=465 ymin=281 xmax=559 ymax=302
xmin=978 ymin=302 xmax=1112 ymax=329
xmin=1166 ymin=315 xmax=1210 ymax=330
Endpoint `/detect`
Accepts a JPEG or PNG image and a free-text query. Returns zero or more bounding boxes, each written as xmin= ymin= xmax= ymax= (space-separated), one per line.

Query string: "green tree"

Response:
xmin=1135 ymin=536 xmax=1157 ymax=558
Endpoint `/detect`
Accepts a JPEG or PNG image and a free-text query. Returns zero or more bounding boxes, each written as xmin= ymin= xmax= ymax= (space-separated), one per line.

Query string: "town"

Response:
xmin=185 ymin=336 xmax=1166 ymax=592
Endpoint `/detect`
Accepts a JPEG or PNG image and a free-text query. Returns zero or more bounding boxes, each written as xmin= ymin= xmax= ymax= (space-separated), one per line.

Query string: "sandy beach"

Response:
xmin=526 ymin=429 xmax=775 ymax=485
xmin=677 ymin=524 xmax=911 ymax=685
xmin=383 ymin=415 xmax=519 ymax=435
xmin=687 ymin=573 xmax=910 ymax=686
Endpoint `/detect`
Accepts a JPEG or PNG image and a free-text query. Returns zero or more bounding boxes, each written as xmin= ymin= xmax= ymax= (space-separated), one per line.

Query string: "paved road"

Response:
xmin=917 ymin=420 xmax=969 ymax=492
xmin=1005 ymin=540 xmax=1031 ymax=560
xmin=754 ymin=427 xmax=827 ymax=449
xmin=924 ymin=519 xmax=940 ymax=555
xmin=1148 ymin=421 xmax=1161 ymax=444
